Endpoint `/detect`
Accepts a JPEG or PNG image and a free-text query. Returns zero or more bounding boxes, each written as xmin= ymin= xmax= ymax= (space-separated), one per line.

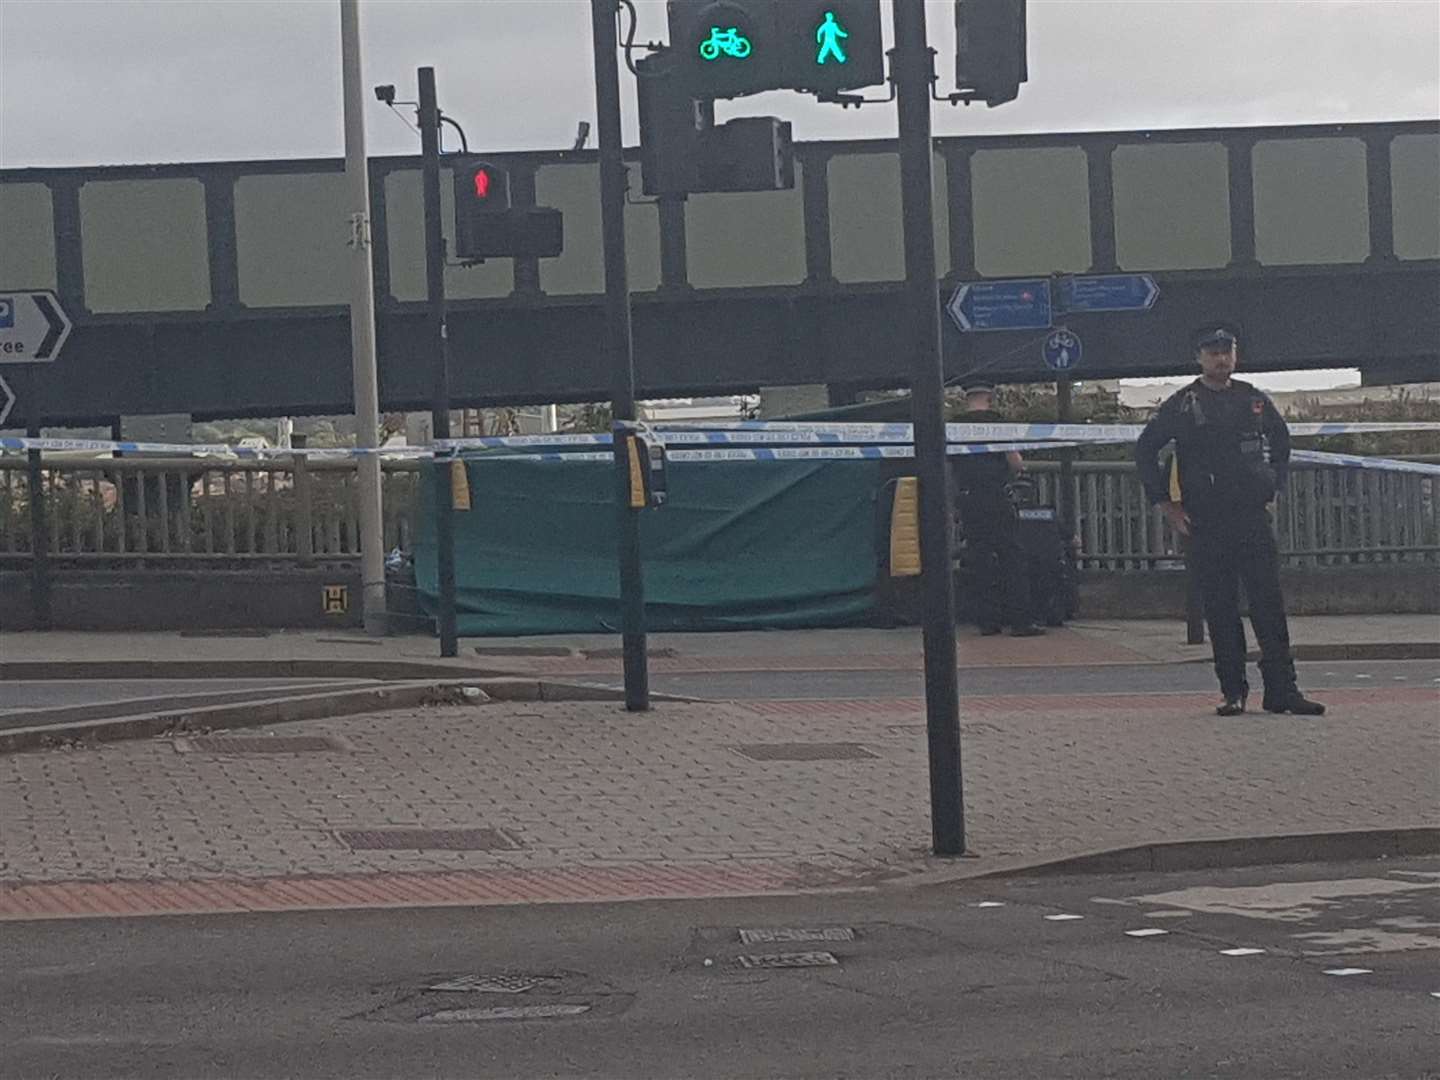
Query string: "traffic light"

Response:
xmin=452 ymin=158 xmax=563 ymax=260
xmin=637 ymin=50 xmax=794 ymax=195
xmin=775 ymin=0 xmax=884 ymax=97
xmin=954 ymin=0 xmax=1027 ymax=107
xmin=667 ymin=0 xmax=884 ymax=100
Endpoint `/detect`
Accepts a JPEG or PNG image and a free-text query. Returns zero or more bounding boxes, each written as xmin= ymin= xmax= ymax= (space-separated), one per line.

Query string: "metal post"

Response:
xmin=339 ymin=0 xmax=387 ymax=636
xmin=591 ymin=0 xmax=649 ymax=711
xmin=893 ymin=0 xmax=964 ymax=855
xmin=419 ymin=66 xmax=459 ymax=657
xmin=26 ymin=418 xmax=52 ymax=630
xmin=292 ymin=433 xmax=315 ymax=567
xmin=1056 ymin=376 xmax=1075 ymax=533
xmin=1184 ymin=538 xmax=1206 ymax=645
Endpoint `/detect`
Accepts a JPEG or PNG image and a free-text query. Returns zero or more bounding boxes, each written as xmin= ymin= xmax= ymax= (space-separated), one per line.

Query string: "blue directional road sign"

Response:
xmin=1042 ymin=328 xmax=1082 ymax=372
xmin=1056 ymin=273 xmax=1159 ymax=314
xmin=946 ymin=278 xmax=1052 ymax=332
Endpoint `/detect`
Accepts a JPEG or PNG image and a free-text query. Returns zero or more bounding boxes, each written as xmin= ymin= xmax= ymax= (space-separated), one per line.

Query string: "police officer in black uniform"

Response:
xmin=1136 ymin=327 xmax=1325 ymax=717
xmin=953 ymin=379 xmax=1044 ymax=638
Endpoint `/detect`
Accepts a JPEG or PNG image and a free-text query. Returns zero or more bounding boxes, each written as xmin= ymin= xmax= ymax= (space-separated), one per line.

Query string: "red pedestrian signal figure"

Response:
xmin=473 ymin=168 xmax=493 ymax=199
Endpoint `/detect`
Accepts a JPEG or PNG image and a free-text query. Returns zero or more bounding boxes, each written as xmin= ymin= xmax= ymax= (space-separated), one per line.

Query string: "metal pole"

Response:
xmin=893 ymin=0 xmax=964 ymax=855
xmin=1056 ymin=376 xmax=1075 ymax=533
xmin=26 ymin=413 xmax=52 ymax=630
xmin=419 ymin=66 xmax=459 ymax=657
xmin=340 ymin=0 xmax=387 ymax=637
xmin=591 ymin=0 xmax=649 ymax=711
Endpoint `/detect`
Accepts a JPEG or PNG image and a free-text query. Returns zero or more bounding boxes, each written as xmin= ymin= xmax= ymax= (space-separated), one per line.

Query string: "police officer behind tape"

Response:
xmin=954 ymin=379 xmax=1044 ymax=638
xmin=1136 ymin=327 xmax=1324 ymax=717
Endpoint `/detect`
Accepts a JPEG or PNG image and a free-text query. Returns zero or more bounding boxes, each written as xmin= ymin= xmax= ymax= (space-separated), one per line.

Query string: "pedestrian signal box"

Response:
xmin=955 ymin=0 xmax=1027 ymax=107
xmin=452 ymin=158 xmax=563 ymax=261
xmin=667 ymin=0 xmax=884 ymax=99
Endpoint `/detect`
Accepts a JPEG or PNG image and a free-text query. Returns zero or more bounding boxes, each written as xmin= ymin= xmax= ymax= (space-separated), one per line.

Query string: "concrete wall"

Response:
xmin=1 ymin=569 xmax=364 ymax=632
xmin=1076 ymin=564 xmax=1440 ymax=620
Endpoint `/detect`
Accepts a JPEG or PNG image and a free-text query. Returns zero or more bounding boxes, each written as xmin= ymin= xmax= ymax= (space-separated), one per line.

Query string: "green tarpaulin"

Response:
xmin=415 ymin=457 xmax=885 ymax=636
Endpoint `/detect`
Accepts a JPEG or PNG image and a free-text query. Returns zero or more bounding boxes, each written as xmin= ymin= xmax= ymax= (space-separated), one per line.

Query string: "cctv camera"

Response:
xmin=373 ymin=85 xmax=396 ymax=105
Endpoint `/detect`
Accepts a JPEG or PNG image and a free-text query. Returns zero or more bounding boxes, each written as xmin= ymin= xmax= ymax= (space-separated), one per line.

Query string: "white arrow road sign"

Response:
xmin=0 ymin=290 xmax=73 ymax=363
xmin=0 ymin=373 xmax=15 ymax=427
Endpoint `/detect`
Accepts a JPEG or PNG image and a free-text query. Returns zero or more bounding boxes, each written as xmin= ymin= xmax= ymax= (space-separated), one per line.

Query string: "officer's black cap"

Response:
xmin=961 ymin=378 xmax=996 ymax=395
xmin=1195 ymin=327 xmax=1238 ymax=351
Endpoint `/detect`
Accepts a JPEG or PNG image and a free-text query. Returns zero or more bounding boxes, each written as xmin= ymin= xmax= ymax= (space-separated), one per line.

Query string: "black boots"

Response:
xmin=1216 ymin=684 xmax=1249 ymax=716
xmin=1263 ymin=690 xmax=1326 ymax=715
xmin=1259 ymin=659 xmax=1326 ymax=716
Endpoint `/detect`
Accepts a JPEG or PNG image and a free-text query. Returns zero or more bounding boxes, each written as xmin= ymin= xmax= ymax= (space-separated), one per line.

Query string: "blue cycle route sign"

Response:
xmin=946 ymin=278 xmax=1052 ymax=332
xmin=1042 ymin=328 xmax=1082 ymax=372
xmin=1056 ymin=273 xmax=1159 ymax=314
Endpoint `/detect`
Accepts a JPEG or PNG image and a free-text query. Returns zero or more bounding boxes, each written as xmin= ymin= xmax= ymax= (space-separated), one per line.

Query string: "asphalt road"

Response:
xmin=2 ymin=858 xmax=1435 ymax=1080
xmin=619 ymin=659 xmax=1440 ymax=701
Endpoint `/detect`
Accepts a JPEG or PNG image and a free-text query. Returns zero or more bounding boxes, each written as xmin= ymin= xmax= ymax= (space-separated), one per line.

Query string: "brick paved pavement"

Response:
xmin=2 ymin=687 xmax=1435 ymax=915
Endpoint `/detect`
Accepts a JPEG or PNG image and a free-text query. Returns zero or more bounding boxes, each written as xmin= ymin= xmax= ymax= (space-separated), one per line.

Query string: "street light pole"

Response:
xmin=892 ymin=0 xmax=966 ymax=855
xmin=419 ymin=66 xmax=459 ymax=658
xmin=590 ymin=0 xmax=649 ymax=711
xmin=339 ymin=0 xmax=387 ymax=637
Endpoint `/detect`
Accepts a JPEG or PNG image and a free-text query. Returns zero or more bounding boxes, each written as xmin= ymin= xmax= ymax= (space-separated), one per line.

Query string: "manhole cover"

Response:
xmin=739 ymin=928 xmax=855 ymax=944
xmin=336 ymin=828 xmax=520 ymax=851
xmin=428 ymin=974 xmax=547 ymax=994
xmin=736 ymin=952 xmax=839 ymax=969
xmin=184 ymin=735 xmax=344 ymax=754
xmin=735 ymin=743 xmax=878 ymax=762
xmin=421 ymin=1003 xmax=591 ymax=1022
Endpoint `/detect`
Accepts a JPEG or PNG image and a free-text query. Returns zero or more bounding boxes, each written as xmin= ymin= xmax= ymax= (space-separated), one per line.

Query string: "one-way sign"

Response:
xmin=0 ymin=290 xmax=73 ymax=363
xmin=946 ymin=278 xmax=1052 ymax=332
xmin=1055 ymin=273 xmax=1159 ymax=314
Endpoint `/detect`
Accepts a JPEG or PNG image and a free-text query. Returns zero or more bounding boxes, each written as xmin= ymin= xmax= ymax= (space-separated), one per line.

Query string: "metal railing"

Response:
xmin=0 ymin=455 xmax=420 ymax=564
xmin=1025 ymin=460 xmax=1440 ymax=570
xmin=2 ymin=455 xmax=1435 ymax=571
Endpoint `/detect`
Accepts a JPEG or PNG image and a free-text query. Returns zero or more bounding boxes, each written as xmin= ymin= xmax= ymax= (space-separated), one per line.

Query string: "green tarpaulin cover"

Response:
xmin=415 ymin=457 xmax=884 ymax=636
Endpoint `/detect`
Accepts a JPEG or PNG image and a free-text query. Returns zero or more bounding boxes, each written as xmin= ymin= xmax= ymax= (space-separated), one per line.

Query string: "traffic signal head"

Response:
xmin=954 ymin=0 xmax=1027 ymax=107
xmin=776 ymin=1 xmax=884 ymax=97
xmin=455 ymin=160 xmax=511 ymax=211
xmin=667 ymin=0 xmax=884 ymax=99
xmin=451 ymin=159 xmax=563 ymax=261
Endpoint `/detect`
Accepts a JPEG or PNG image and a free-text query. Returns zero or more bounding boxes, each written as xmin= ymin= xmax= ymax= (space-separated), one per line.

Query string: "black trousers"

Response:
xmin=1189 ymin=507 xmax=1294 ymax=699
xmin=960 ymin=492 xmax=1032 ymax=630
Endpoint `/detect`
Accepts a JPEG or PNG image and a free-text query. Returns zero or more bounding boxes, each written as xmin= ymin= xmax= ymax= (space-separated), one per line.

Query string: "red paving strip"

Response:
xmin=741 ymin=686 xmax=1438 ymax=716
xmin=0 ymin=859 xmax=847 ymax=922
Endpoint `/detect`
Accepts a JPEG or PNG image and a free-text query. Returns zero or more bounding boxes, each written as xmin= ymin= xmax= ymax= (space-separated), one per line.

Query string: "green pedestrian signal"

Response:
xmin=815 ymin=11 xmax=849 ymax=65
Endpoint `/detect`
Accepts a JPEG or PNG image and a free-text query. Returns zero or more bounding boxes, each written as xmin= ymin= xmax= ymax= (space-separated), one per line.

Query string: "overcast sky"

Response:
xmin=3 ymin=0 xmax=1437 ymax=390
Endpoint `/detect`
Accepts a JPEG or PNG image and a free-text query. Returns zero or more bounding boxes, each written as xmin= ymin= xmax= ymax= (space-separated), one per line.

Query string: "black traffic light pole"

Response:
xmin=591 ymin=0 xmax=650 ymax=711
xmin=893 ymin=0 xmax=965 ymax=855
xmin=419 ymin=66 xmax=459 ymax=658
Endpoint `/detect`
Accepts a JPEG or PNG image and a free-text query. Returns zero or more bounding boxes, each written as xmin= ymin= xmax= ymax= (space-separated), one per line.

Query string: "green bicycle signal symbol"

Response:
xmin=699 ymin=25 xmax=752 ymax=61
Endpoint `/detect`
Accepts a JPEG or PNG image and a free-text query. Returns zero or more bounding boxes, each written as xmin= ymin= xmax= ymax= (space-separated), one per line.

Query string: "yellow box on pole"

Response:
xmin=450 ymin=459 xmax=472 ymax=511
xmin=889 ymin=476 xmax=922 ymax=576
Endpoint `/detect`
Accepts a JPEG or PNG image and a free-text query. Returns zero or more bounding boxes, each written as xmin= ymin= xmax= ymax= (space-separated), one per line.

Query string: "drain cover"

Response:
xmin=336 ymin=828 xmax=520 ymax=851
xmin=736 ymin=952 xmax=839 ymax=969
xmin=421 ymin=1003 xmax=591 ymax=1022
xmin=428 ymin=974 xmax=546 ymax=994
xmin=735 ymin=743 xmax=878 ymax=762
xmin=739 ymin=928 xmax=854 ymax=944
xmin=184 ymin=735 xmax=343 ymax=754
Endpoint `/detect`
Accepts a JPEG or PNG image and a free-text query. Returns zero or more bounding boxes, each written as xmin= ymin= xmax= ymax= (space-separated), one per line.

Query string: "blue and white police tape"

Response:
xmin=1292 ymin=449 xmax=1440 ymax=476
xmin=437 ymin=442 xmax=1081 ymax=465
xmin=437 ymin=420 xmax=1439 ymax=451
xmin=0 ymin=436 xmax=433 ymax=459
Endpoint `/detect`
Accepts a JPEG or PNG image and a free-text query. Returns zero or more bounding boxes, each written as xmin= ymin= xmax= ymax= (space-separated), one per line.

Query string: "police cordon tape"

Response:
xmin=1 ymin=420 xmax=1437 ymax=476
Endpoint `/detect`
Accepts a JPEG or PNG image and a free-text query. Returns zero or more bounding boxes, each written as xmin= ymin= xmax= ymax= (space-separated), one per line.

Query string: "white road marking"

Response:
xmin=1322 ymin=968 xmax=1372 ymax=977
xmin=972 ymin=901 xmax=1005 ymax=908
xmin=1124 ymin=928 xmax=1169 ymax=937
xmin=1220 ymin=948 xmax=1266 ymax=956
xmin=1044 ymin=914 xmax=1085 ymax=921
xmin=1355 ymin=674 xmax=1373 ymax=679
xmin=1142 ymin=910 xmax=1194 ymax=918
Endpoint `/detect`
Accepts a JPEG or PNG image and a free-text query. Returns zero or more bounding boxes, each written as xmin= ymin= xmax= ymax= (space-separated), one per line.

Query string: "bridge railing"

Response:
xmin=1024 ymin=460 xmax=1440 ymax=570
xmin=1 ymin=455 xmax=1434 ymax=570
xmin=0 ymin=456 xmax=421 ymax=564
